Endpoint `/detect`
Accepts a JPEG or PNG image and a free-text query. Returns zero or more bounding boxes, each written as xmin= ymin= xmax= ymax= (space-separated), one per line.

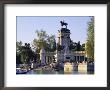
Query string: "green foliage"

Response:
xmin=16 ymin=41 xmax=23 ymax=64
xmin=33 ymin=30 xmax=56 ymax=52
xmin=33 ymin=30 xmax=48 ymax=50
xmin=16 ymin=41 xmax=37 ymax=64
xmin=16 ymin=41 xmax=22 ymax=54
xmin=46 ymin=35 xmax=56 ymax=51
xmin=69 ymin=41 xmax=85 ymax=51
xmin=76 ymin=41 xmax=81 ymax=51
xmin=86 ymin=17 xmax=94 ymax=60
xmin=81 ymin=43 xmax=85 ymax=51
xmin=20 ymin=43 xmax=31 ymax=63
xmin=47 ymin=35 xmax=55 ymax=48
xmin=69 ymin=44 xmax=76 ymax=51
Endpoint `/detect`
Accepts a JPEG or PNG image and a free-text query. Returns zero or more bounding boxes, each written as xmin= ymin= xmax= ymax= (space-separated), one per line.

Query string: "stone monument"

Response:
xmin=57 ymin=20 xmax=71 ymax=62
xmin=40 ymin=48 xmax=46 ymax=65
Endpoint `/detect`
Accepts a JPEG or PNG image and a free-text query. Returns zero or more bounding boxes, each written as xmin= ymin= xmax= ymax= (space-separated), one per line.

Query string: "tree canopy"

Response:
xmin=85 ymin=17 xmax=94 ymax=60
xmin=33 ymin=30 xmax=56 ymax=52
xmin=16 ymin=41 xmax=37 ymax=64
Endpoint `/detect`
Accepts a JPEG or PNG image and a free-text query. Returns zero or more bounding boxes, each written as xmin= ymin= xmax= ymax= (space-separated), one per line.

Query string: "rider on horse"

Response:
xmin=60 ymin=20 xmax=68 ymax=28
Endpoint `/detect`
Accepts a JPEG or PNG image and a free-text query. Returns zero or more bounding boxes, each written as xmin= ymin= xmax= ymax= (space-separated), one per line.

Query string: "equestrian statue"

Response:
xmin=60 ymin=20 xmax=68 ymax=28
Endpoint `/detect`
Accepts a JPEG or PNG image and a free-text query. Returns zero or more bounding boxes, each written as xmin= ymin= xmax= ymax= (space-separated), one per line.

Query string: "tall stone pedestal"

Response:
xmin=40 ymin=48 xmax=46 ymax=65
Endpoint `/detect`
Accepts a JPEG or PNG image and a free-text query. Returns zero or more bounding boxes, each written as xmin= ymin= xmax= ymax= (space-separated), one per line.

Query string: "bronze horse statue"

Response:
xmin=60 ymin=20 xmax=68 ymax=28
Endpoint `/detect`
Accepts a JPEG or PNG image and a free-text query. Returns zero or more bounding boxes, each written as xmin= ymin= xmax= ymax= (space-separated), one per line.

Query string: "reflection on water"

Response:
xmin=17 ymin=62 xmax=94 ymax=75
xmin=26 ymin=66 xmax=94 ymax=75
xmin=64 ymin=62 xmax=73 ymax=74
xmin=27 ymin=69 xmax=64 ymax=74
xmin=26 ymin=69 xmax=93 ymax=74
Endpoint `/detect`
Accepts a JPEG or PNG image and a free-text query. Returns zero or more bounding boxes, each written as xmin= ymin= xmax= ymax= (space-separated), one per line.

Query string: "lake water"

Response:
xmin=26 ymin=66 xmax=94 ymax=75
xmin=17 ymin=63 xmax=94 ymax=74
xmin=26 ymin=70 xmax=94 ymax=74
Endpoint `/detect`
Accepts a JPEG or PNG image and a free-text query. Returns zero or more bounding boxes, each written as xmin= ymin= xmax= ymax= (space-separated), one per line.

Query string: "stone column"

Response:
xmin=79 ymin=56 xmax=81 ymax=62
xmin=56 ymin=50 xmax=59 ymax=62
xmin=77 ymin=56 xmax=79 ymax=62
xmin=84 ymin=56 xmax=85 ymax=61
xmin=40 ymin=48 xmax=46 ymax=65
xmin=76 ymin=56 xmax=78 ymax=61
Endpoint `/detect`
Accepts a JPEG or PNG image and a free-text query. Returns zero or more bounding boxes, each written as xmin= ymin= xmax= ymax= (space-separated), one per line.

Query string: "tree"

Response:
xmin=86 ymin=17 xmax=94 ymax=61
xmin=81 ymin=43 xmax=85 ymax=51
xmin=20 ymin=43 xmax=36 ymax=64
xmin=16 ymin=41 xmax=22 ymax=64
xmin=76 ymin=41 xmax=81 ymax=51
xmin=20 ymin=43 xmax=30 ymax=64
xmin=16 ymin=41 xmax=22 ymax=54
xmin=16 ymin=41 xmax=36 ymax=64
xmin=33 ymin=30 xmax=48 ymax=53
xmin=33 ymin=30 xmax=56 ymax=52
xmin=46 ymin=35 xmax=56 ymax=51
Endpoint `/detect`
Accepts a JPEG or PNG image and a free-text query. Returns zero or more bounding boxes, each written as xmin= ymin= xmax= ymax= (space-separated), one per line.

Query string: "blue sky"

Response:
xmin=17 ymin=16 xmax=92 ymax=45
